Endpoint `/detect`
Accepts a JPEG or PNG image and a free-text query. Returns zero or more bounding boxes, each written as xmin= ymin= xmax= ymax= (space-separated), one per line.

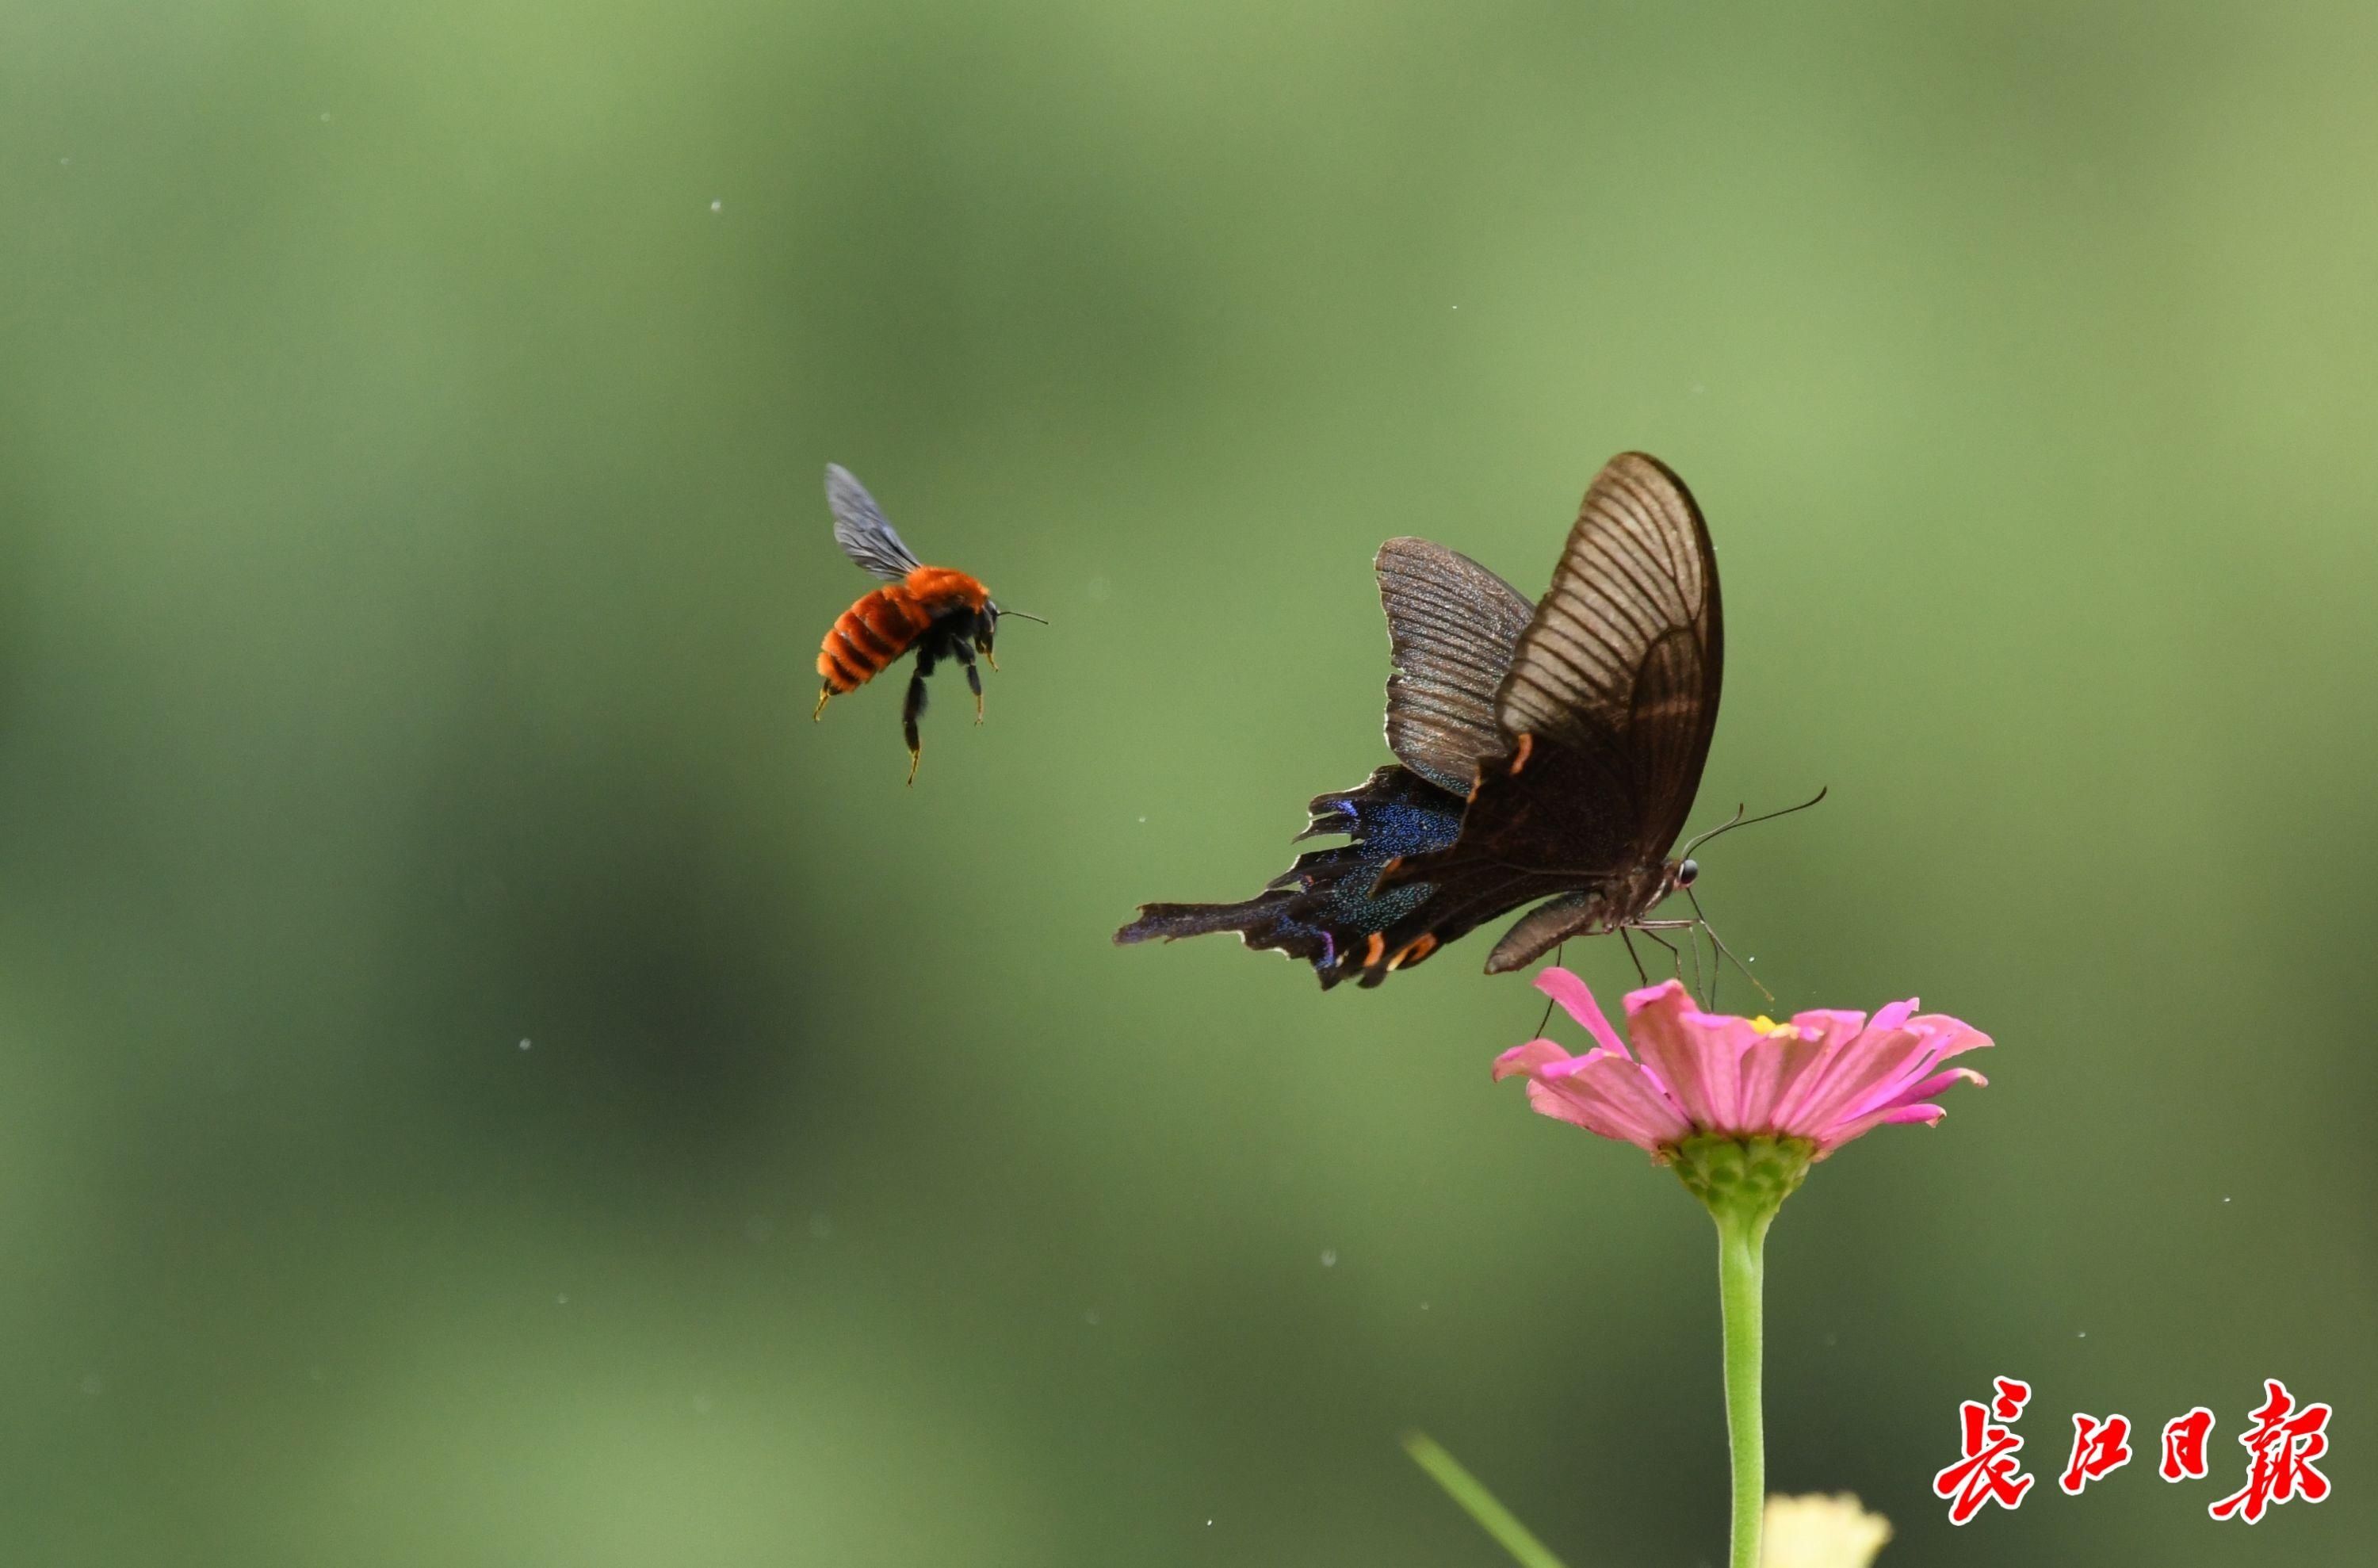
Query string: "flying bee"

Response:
xmin=812 ymin=464 xmax=1042 ymax=783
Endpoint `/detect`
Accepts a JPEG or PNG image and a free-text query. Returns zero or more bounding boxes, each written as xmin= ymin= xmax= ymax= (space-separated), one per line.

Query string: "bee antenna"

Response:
xmin=996 ymin=606 xmax=1049 ymax=625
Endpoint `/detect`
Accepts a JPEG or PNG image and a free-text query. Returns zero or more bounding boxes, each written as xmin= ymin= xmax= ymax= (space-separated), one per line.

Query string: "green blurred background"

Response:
xmin=4 ymin=2 xmax=2372 ymax=1563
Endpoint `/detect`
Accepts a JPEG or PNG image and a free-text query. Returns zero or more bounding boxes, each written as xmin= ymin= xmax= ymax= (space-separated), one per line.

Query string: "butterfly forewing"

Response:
xmin=825 ymin=464 xmax=925 ymax=582
xmin=1376 ymin=538 xmax=1537 ymax=795
xmin=1491 ymin=451 xmax=1722 ymax=862
xmin=1367 ymin=453 xmax=1722 ymax=976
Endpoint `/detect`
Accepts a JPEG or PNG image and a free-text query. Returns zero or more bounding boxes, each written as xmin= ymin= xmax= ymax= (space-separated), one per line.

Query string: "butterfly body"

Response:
xmin=1118 ymin=451 xmax=1722 ymax=987
xmin=812 ymin=465 xmax=1035 ymax=784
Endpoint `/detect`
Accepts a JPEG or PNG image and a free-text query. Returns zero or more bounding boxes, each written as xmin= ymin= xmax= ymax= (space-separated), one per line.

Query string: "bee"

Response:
xmin=812 ymin=464 xmax=1042 ymax=783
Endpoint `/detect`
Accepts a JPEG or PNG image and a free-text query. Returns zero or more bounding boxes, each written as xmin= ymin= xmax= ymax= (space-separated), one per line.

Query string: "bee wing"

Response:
xmin=824 ymin=464 xmax=925 ymax=582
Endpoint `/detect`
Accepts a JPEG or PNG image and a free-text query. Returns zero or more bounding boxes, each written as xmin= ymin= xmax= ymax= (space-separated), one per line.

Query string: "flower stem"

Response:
xmin=1715 ymin=1201 xmax=1771 ymax=1568
xmin=1673 ymin=1134 xmax=1807 ymax=1568
xmin=1401 ymin=1431 xmax=1568 ymax=1568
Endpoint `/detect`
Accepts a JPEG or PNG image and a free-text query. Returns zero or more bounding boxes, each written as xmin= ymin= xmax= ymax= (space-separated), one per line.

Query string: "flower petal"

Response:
xmin=1493 ymin=1038 xmax=1572 ymax=1082
xmin=1541 ymin=1054 xmax=1691 ymax=1149
xmin=1734 ymin=1028 xmax=1833 ymax=1134
xmin=1535 ymin=968 xmax=1628 ymax=1056
xmin=1908 ymin=1015 xmax=1993 ymax=1062
xmin=1891 ymin=1065 xmax=1988 ymax=1104
xmin=1819 ymin=1100 xmax=1946 ymax=1151
xmin=1788 ymin=1008 xmax=1868 ymax=1048
xmin=1621 ymin=977 xmax=1693 ymax=1018
xmin=1628 ymin=992 xmax=1755 ymax=1130
xmin=1791 ymin=1027 xmax=1939 ymax=1131
xmin=1522 ymin=1079 xmax=1628 ymax=1137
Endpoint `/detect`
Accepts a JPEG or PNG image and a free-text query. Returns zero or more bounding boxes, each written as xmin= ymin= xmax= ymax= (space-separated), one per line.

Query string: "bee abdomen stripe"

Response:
xmin=836 ymin=620 xmax=895 ymax=664
xmin=861 ymin=595 xmax=926 ymax=641
xmin=819 ymin=648 xmax=866 ymax=689
xmin=843 ymin=614 xmax=900 ymax=658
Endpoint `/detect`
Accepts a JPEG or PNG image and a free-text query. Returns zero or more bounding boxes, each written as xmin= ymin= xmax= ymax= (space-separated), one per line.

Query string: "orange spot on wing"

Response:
xmin=1389 ymin=933 xmax=1437 ymax=970
xmin=1508 ymin=733 xmax=1535 ymax=774
xmin=1363 ymin=932 xmax=1385 ymax=967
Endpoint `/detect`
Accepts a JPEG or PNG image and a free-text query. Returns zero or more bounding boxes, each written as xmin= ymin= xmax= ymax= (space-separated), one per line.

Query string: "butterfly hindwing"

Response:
xmin=1376 ymin=537 xmax=1537 ymax=795
xmin=1114 ymin=767 xmax=1475 ymax=989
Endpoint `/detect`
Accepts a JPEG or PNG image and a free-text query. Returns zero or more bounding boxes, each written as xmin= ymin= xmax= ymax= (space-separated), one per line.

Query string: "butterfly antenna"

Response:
xmin=1679 ymin=786 xmax=1830 ymax=861
xmin=1677 ymin=803 xmax=1747 ymax=861
xmin=1686 ymin=886 xmax=1772 ymax=1008
xmin=1533 ymin=942 xmax=1566 ymax=1038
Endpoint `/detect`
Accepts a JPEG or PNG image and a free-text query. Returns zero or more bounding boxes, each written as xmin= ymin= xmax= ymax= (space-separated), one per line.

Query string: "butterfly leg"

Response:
xmin=902 ymin=649 xmax=936 ymax=786
xmin=1621 ymin=929 xmax=1650 ymax=987
xmin=1635 ymin=918 xmax=1710 ymax=1006
xmin=1681 ymin=890 xmax=1773 ymax=1009
xmin=1534 ymin=943 xmax=1566 ymax=1038
xmin=1636 ymin=927 xmax=1685 ymax=983
xmin=950 ymin=639 xmax=984 ymax=721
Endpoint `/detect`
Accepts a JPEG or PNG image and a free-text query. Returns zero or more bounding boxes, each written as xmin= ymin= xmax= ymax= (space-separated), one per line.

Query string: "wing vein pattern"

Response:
xmin=825 ymin=464 xmax=925 ymax=582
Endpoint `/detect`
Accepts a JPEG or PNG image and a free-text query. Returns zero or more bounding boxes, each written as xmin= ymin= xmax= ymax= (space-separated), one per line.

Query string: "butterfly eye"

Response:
xmin=1676 ymin=858 xmax=1699 ymax=887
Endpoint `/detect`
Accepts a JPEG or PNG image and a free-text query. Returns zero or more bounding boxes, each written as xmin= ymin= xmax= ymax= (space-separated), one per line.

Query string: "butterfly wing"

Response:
xmin=825 ymin=464 xmax=924 ymax=582
xmin=1490 ymin=450 xmax=1722 ymax=866
xmin=1376 ymin=537 xmax=1537 ymax=795
xmin=1373 ymin=452 xmax=1722 ymax=976
xmin=1113 ymin=766 xmax=1474 ymax=989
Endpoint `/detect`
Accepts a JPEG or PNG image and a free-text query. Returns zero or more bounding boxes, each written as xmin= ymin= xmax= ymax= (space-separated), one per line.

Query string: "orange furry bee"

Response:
xmin=812 ymin=464 xmax=1042 ymax=783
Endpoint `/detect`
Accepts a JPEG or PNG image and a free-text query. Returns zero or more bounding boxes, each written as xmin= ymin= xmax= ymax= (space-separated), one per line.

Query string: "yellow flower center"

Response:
xmin=1749 ymin=1014 xmax=1799 ymax=1039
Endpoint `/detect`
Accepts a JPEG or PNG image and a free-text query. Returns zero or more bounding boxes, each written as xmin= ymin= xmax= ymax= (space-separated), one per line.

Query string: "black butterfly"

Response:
xmin=1116 ymin=451 xmax=1726 ymax=989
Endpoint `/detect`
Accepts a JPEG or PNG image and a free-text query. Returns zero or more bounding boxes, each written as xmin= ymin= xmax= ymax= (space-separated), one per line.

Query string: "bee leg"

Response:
xmin=813 ymin=685 xmax=832 ymax=721
xmin=950 ymin=640 xmax=984 ymax=722
xmin=902 ymin=653 xmax=933 ymax=786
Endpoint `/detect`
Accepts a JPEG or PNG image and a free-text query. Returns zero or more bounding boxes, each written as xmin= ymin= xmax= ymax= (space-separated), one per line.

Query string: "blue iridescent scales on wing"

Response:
xmin=1114 ymin=766 xmax=1466 ymax=989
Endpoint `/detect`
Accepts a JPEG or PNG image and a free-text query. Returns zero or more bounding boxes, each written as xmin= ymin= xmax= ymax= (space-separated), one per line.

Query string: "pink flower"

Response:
xmin=1493 ymin=973 xmax=1990 ymax=1161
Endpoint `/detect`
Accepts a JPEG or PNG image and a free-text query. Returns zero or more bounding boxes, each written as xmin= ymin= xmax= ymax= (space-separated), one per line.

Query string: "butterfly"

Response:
xmin=1116 ymin=451 xmax=1734 ymax=989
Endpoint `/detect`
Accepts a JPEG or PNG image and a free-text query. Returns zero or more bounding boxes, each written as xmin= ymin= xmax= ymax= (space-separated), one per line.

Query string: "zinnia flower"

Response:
xmin=1488 ymin=969 xmax=1990 ymax=1568
xmin=1494 ymin=972 xmax=1990 ymax=1166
